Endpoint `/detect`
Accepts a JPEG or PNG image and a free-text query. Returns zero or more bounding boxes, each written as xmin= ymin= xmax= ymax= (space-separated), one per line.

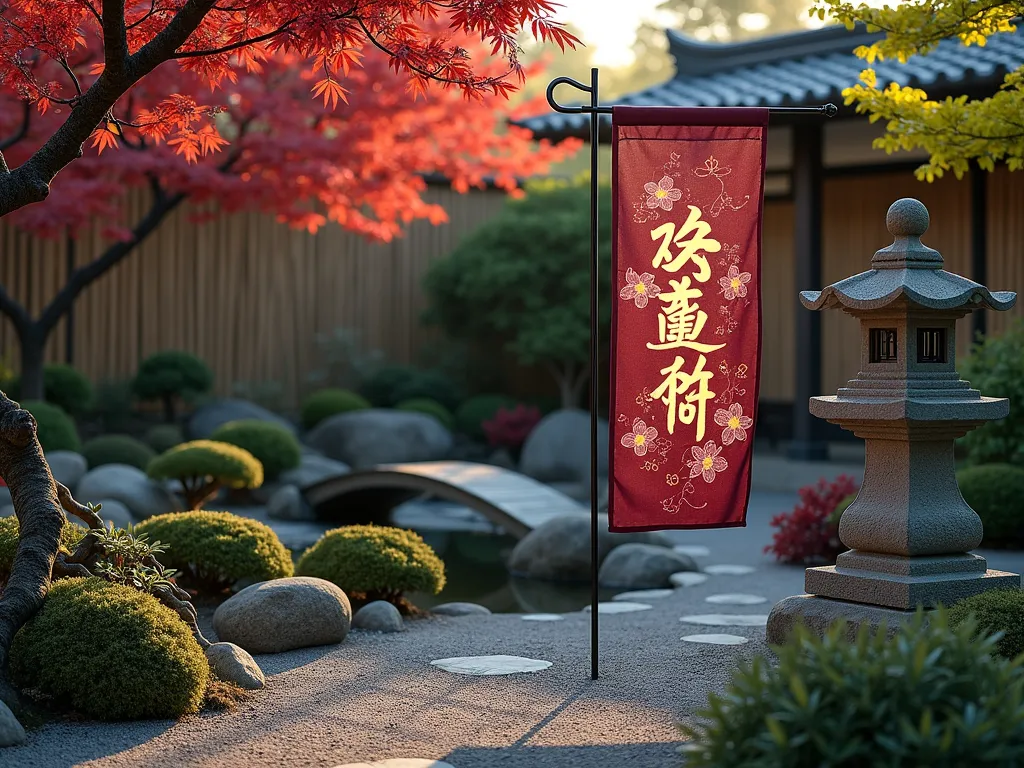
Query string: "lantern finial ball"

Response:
xmin=886 ymin=198 xmax=929 ymax=238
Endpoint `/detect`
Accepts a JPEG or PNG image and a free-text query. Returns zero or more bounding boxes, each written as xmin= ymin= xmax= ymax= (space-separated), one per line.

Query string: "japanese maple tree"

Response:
xmin=0 ymin=0 xmax=578 ymax=730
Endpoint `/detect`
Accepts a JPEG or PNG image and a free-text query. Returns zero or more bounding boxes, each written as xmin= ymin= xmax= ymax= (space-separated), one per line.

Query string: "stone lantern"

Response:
xmin=767 ymin=197 xmax=1020 ymax=642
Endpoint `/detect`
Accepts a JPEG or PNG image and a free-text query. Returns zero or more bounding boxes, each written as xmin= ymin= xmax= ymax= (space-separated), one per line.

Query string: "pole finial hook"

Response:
xmin=546 ymin=76 xmax=593 ymax=114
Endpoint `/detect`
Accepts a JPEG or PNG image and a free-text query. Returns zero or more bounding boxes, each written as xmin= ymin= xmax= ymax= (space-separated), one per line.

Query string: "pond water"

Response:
xmin=393 ymin=499 xmax=620 ymax=614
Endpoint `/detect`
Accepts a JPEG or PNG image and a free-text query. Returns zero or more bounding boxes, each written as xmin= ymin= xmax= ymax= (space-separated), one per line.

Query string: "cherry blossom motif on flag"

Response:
xmin=619 ymin=268 xmax=661 ymax=309
xmin=719 ymin=265 xmax=752 ymax=300
xmin=621 ymin=418 xmax=659 ymax=457
xmin=644 ymin=176 xmax=683 ymax=211
xmin=714 ymin=403 xmax=754 ymax=446
xmin=687 ymin=442 xmax=728 ymax=483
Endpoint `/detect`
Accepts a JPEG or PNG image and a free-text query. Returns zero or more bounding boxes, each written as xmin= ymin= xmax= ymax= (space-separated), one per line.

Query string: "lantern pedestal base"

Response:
xmin=766 ymin=594 xmax=924 ymax=645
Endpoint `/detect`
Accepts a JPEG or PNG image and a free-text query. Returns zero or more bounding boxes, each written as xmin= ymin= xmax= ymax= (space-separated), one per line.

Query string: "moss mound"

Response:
xmin=949 ymin=589 xmax=1024 ymax=660
xmin=394 ymin=398 xmax=455 ymax=430
xmin=20 ymin=400 xmax=80 ymax=453
xmin=10 ymin=577 xmax=209 ymax=720
xmin=81 ymin=434 xmax=157 ymax=471
xmin=296 ymin=524 xmax=445 ymax=606
xmin=209 ymin=419 xmax=300 ymax=481
xmin=956 ymin=463 xmax=1024 ymax=547
xmin=300 ymin=388 xmax=370 ymax=430
xmin=0 ymin=517 xmax=86 ymax=584
xmin=136 ymin=511 xmax=293 ymax=593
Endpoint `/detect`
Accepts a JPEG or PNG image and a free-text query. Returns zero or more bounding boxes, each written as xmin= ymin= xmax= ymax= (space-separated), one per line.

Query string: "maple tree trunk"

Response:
xmin=16 ymin=327 xmax=45 ymax=402
xmin=552 ymin=363 xmax=589 ymax=410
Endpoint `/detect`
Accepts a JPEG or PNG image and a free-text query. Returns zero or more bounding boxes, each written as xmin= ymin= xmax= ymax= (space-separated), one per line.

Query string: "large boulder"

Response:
xmin=75 ymin=464 xmax=180 ymax=519
xmin=188 ymin=398 xmax=296 ymax=439
xmin=519 ymin=409 xmax=609 ymax=483
xmin=0 ymin=487 xmax=9 ymax=509
xmin=213 ymin=576 xmax=352 ymax=653
xmin=266 ymin=484 xmax=315 ymax=522
xmin=44 ymin=450 xmax=88 ymax=492
xmin=508 ymin=514 xmax=673 ymax=582
xmin=89 ymin=499 xmax=134 ymax=529
xmin=278 ymin=454 xmax=351 ymax=489
xmin=598 ymin=543 xmax=698 ymax=589
xmin=304 ymin=409 xmax=453 ymax=469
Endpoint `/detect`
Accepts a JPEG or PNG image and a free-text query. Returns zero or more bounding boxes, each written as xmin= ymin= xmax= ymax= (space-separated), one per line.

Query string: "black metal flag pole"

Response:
xmin=545 ymin=68 xmax=836 ymax=681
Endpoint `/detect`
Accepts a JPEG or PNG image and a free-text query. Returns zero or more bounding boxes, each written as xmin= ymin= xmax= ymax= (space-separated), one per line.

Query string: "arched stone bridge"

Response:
xmin=302 ymin=461 xmax=587 ymax=539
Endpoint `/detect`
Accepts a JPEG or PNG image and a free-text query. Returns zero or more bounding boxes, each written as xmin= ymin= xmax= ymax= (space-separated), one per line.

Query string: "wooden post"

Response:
xmin=970 ymin=163 xmax=987 ymax=340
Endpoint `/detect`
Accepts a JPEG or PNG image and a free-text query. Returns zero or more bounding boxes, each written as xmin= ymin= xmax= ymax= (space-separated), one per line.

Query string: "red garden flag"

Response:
xmin=608 ymin=107 xmax=768 ymax=532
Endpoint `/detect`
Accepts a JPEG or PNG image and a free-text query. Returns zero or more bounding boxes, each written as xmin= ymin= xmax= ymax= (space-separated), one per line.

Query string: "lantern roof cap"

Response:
xmin=800 ymin=198 xmax=1016 ymax=312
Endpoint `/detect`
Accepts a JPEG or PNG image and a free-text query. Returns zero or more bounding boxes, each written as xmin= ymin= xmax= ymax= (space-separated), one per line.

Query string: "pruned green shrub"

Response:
xmin=6 ymin=364 xmax=94 ymax=416
xmin=949 ymin=590 xmax=1024 ymax=660
xmin=20 ymin=400 xmax=81 ymax=453
xmin=390 ymin=369 xmax=463 ymax=411
xmin=145 ymin=423 xmax=184 ymax=454
xmin=296 ymin=525 xmax=445 ymax=610
xmin=681 ymin=610 xmax=1024 ymax=766
xmin=81 ymin=434 xmax=156 ymax=471
xmin=209 ymin=419 xmax=301 ymax=481
xmin=147 ymin=440 xmax=263 ymax=510
xmin=394 ymin=398 xmax=455 ymax=430
xmin=10 ymin=577 xmax=208 ymax=720
xmin=455 ymin=394 xmax=516 ymax=440
xmin=133 ymin=350 xmax=214 ymax=423
xmin=301 ymin=388 xmax=370 ymax=430
xmin=136 ymin=511 xmax=293 ymax=593
xmin=960 ymin=321 xmax=1024 ymax=466
xmin=0 ymin=517 xmax=86 ymax=584
xmin=956 ymin=463 xmax=1024 ymax=547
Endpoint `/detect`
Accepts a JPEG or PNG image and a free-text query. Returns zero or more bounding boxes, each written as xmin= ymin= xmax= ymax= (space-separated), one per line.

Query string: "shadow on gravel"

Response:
xmin=443 ymin=742 xmax=683 ymax=767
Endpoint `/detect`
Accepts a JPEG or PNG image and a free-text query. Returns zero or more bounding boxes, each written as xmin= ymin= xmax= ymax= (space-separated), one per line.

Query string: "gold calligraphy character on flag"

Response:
xmin=647 ymin=277 xmax=727 ymax=354
xmin=650 ymin=354 xmax=716 ymax=440
xmin=650 ymin=205 xmax=721 ymax=281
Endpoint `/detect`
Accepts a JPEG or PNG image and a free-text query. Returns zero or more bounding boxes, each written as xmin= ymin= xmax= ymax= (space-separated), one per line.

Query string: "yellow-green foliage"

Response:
xmin=209 ymin=420 xmax=301 ymax=480
xmin=10 ymin=577 xmax=209 ymax=721
xmin=813 ymin=0 xmax=1024 ymax=179
xmin=949 ymin=590 xmax=1024 ymax=660
xmin=0 ymin=517 xmax=86 ymax=582
xmin=136 ymin=511 xmax=293 ymax=592
xmin=297 ymin=524 xmax=445 ymax=598
xmin=147 ymin=440 xmax=263 ymax=490
xmin=395 ymin=398 xmax=455 ymax=430
xmin=20 ymin=400 xmax=80 ymax=453
xmin=301 ymin=388 xmax=370 ymax=430
xmin=81 ymin=434 xmax=156 ymax=470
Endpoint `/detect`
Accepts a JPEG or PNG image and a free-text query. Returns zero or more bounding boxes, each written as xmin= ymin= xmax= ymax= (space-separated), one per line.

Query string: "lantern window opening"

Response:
xmin=869 ymin=328 xmax=898 ymax=363
xmin=917 ymin=327 xmax=947 ymax=364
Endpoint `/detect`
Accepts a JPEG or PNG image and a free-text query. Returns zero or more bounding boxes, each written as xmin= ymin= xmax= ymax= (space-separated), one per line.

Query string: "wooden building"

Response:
xmin=518 ymin=23 xmax=1024 ymax=459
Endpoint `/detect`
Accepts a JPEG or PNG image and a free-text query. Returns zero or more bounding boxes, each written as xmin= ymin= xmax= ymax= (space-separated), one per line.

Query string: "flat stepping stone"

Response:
xmin=680 ymin=614 xmax=769 ymax=627
xmin=612 ymin=589 xmax=674 ymax=601
xmin=430 ymin=655 xmax=551 ymax=676
xmin=521 ymin=614 xmax=564 ymax=621
xmin=670 ymin=572 xmax=709 ymax=588
xmin=582 ymin=602 xmax=653 ymax=614
xmin=705 ymin=593 xmax=768 ymax=605
xmin=704 ymin=564 xmax=756 ymax=576
xmin=673 ymin=545 xmax=710 ymax=557
xmin=681 ymin=634 xmax=749 ymax=646
xmin=334 ymin=761 xmax=456 ymax=768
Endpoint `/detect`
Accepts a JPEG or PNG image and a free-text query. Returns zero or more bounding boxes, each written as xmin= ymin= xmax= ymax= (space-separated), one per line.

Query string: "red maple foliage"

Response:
xmin=482 ymin=403 xmax=542 ymax=451
xmin=764 ymin=474 xmax=860 ymax=565
xmin=0 ymin=1 xmax=582 ymax=395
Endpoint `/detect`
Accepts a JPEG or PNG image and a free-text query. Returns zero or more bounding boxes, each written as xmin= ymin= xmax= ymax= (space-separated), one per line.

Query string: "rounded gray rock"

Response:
xmin=304 ymin=409 xmax=453 ymax=469
xmin=266 ymin=484 xmax=314 ymax=522
xmin=509 ymin=513 xmax=673 ymax=582
xmin=205 ymin=642 xmax=266 ymax=689
xmin=431 ymin=602 xmax=491 ymax=617
xmin=0 ymin=487 xmax=10 ymax=510
xmin=188 ymin=398 xmax=297 ymax=439
xmin=0 ymin=505 xmax=13 ymax=518
xmin=89 ymin=498 xmax=134 ymax=530
xmin=519 ymin=409 xmax=609 ymax=483
xmin=598 ymin=543 xmax=698 ymax=589
xmin=0 ymin=699 xmax=25 ymax=746
xmin=213 ymin=576 xmax=352 ymax=654
xmin=76 ymin=464 xmax=180 ymax=519
xmin=44 ymin=450 xmax=88 ymax=492
xmin=352 ymin=601 xmax=404 ymax=633
xmin=278 ymin=454 xmax=350 ymax=489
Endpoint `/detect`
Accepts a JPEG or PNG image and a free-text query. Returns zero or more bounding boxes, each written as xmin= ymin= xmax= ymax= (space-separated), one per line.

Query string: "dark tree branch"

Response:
xmin=102 ymin=0 xmax=130 ymax=80
xmin=0 ymin=284 xmax=31 ymax=334
xmin=172 ymin=18 xmax=298 ymax=59
xmin=0 ymin=102 xmax=31 ymax=151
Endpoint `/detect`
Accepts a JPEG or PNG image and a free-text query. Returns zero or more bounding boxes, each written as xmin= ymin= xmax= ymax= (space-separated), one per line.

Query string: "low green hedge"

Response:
xmin=5 ymin=364 xmax=94 ymax=417
xmin=956 ymin=463 xmax=1024 ymax=547
xmin=81 ymin=434 xmax=156 ymax=471
xmin=301 ymin=388 xmax=370 ymax=430
xmin=948 ymin=589 xmax=1024 ymax=660
xmin=10 ymin=577 xmax=209 ymax=720
xmin=209 ymin=420 xmax=300 ymax=481
xmin=20 ymin=400 xmax=80 ymax=453
xmin=394 ymin=398 xmax=455 ymax=430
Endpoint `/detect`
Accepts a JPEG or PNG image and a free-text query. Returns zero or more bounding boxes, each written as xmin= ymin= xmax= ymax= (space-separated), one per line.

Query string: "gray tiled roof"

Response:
xmin=518 ymin=24 xmax=1024 ymax=140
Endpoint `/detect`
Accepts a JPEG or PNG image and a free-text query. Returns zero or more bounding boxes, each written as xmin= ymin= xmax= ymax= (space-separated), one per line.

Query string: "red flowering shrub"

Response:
xmin=483 ymin=405 xmax=542 ymax=452
xmin=764 ymin=474 xmax=860 ymax=565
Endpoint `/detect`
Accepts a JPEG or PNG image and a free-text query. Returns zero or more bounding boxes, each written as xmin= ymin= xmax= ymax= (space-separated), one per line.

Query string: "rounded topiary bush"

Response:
xmin=133 ymin=350 xmax=213 ymax=422
xmin=296 ymin=525 xmax=445 ymax=610
xmin=147 ymin=440 xmax=263 ymax=510
xmin=949 ymin=590 xmax=1024 ymax=660
xmin=6 ymin=364 xmax=94 ymax=416
xmin=145 ymin=423 xmax=184 ymax=454
xmin=20 ymin=400 xmax=81 ymax=453
xmin=81 ymin=434 xmax=157 ymax=471
xmin=300 ymin=388 xmax=370 ymax=430
xmin=135 ymin=511 xmax=293 ymax=593
xmin=0 ymin=517 xmax=86 ymax=583
xmin=209 ymin=419 xmax=301 ymax=481
xmin=10 ymin=577 xmax=209 ymax=721
xmin=959 ymin=320 xmax=1024 ymax=466
xmin=956 ymin=463 xmax=1024 ymax=547
xmin=394 ymin=398 xmax=455 ymax=430
xmin=390 ymin=370 xmax=462 ymax=411
xmin=681 ymin=611 xmax=1024 ymax=766
xmin=455 ymin=394 xmax=516 ymax=440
